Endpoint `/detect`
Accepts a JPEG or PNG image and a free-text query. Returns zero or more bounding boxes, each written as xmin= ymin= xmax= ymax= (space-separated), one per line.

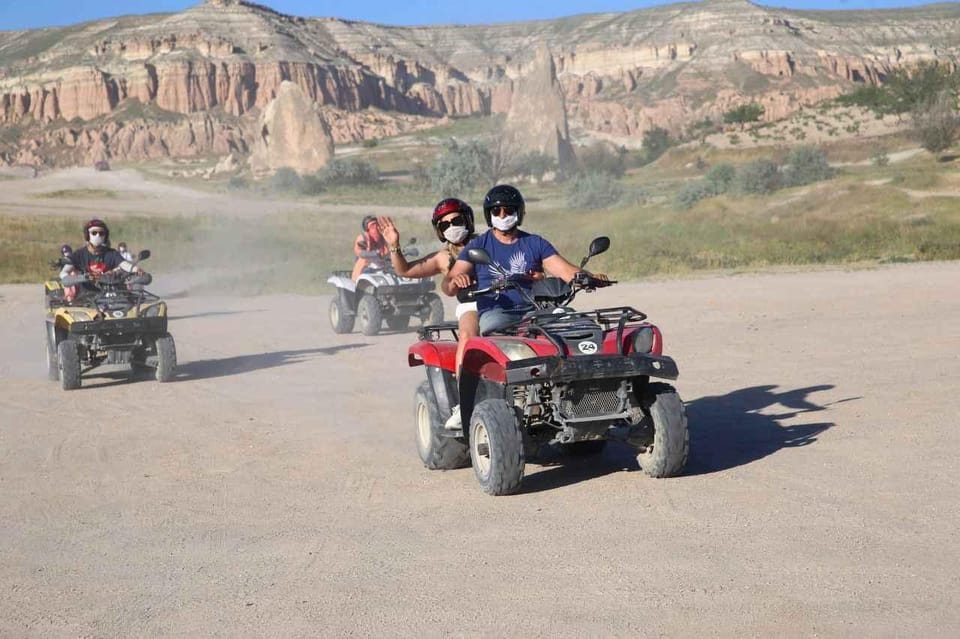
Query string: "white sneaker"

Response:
xmin=444 ymin=404 xmax=462 ymax=430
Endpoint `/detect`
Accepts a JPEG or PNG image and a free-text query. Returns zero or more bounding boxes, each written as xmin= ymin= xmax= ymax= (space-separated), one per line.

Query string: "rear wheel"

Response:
xmin=57 ymin=339 xmax=81 ymax=390
xmin=469 ymin=399 xmax=525 ymax=496
xmin=636 ymin=383 xmax=688 ymax=478
xmin=423 ymin=293 xmax=444 ymax=325
xmin=357 ymin=294 xmax=382 ymax=336
xmin=155 ymin=333 xmax=177 ymax=383
xmin=329 ymin=296 xmax=355 ymax=334
xmin=415 ymin=382 xmax=470 ymax=470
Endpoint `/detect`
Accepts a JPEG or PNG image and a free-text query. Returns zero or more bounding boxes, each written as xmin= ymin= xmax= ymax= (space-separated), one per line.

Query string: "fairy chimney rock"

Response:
xmin=250 ymin=81 xmax=334 ymax=175
xmin=504 ymin=46 xmax=576 ymax=169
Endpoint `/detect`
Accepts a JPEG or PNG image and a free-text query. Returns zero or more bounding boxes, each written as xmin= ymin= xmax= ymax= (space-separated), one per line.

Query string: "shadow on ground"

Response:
xmin=170 ymin=309 xmax=265 ymax=321
xmin=684 ymin=384 xmax=857 ymax=476
xmin=518 ymin=383 xmax=856 ymax=492
xmin=175 ymin=344 xmax=370 ymax=381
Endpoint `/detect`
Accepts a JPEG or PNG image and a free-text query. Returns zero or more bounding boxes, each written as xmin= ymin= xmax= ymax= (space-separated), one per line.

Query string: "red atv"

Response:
xmin=408 ymin=237 xmax=688 ymax=495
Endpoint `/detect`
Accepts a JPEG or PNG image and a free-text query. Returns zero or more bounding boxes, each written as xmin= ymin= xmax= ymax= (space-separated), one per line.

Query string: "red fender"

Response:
xmin=602 ymin=323 xmax=663 ymax=356
xmin=408 ymin=341 xmax=457 ymax=371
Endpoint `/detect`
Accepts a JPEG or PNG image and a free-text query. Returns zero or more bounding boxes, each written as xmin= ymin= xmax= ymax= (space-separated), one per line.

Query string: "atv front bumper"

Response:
xmin=505 ymin=353 xmax=678 ymax=386
xmin=68 ymin=316 xmax=168 ymax=337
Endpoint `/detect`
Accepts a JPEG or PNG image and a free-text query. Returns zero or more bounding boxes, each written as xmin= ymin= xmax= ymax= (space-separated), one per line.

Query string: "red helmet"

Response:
xmin=431 ymin=198 xmax=474 ymax=241
xmin=84 ymin=218 xmax=110 ymax=244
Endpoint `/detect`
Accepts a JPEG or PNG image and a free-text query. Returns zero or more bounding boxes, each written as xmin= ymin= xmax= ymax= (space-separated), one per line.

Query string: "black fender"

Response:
xmin=424 ymin=365 xmax=459 ymax=424
xmin=458 ymin=371 xmax=507 ymax=444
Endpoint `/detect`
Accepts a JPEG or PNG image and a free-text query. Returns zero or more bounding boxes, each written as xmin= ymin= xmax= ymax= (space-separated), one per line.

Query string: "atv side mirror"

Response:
xmin=137 ymin=249 xmax=151 ymax=261
xmin=466 ymin=248 xmax=492 ymax=266
xmin=580 ymin=236 xmax=610 ymax=268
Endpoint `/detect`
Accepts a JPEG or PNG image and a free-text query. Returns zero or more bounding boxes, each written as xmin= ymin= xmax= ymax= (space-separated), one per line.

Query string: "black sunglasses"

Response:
xmin=489 ymin=205 xmax=518 ymax=217
xmin=437 ymin=215 xmax=466 ymax=233
xmin=89 ymin=230 xmax=105 ymax=236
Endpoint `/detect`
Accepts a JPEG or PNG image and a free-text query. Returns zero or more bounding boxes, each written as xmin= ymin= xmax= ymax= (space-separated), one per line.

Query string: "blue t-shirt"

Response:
xmin=458 ymin=230 xmax=558 ymax=313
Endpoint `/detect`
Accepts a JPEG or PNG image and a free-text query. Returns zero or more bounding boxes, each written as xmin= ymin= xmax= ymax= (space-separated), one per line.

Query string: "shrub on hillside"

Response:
xmin=676 ymin=181 xmax=715 ymax=209
xmin=429 ymin=139 xmax=494 ymax=196
xmin=705 ymin=163 xmax=736 ymax=194
xmin=576 ymin=143 xmax=627 ymax=177
xmin=734 ymin=159 xmax=780 ymax=195
xmin=269 ymin=167 xmax=303 ymax=193
xmin=565 ymin=172 xmax=624 ymax=210
xmin=319 ymin=158 xmax=380 ymax=186
xmin=781 ymin=146 xmax=833 ymax=187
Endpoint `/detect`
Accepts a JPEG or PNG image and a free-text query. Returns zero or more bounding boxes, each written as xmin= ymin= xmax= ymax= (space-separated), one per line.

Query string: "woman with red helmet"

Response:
xmin=379 ymin=199 xmax=481 ymax=426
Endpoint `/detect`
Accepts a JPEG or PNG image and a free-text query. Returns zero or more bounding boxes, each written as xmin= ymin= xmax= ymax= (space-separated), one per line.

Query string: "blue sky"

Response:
xmin=0 ymin=0 xmax=947 ymax=31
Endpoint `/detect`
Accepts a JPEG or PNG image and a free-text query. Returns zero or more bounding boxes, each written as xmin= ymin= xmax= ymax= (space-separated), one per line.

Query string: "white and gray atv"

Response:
xmin=327 ymin=241 xmax=444 ymax=336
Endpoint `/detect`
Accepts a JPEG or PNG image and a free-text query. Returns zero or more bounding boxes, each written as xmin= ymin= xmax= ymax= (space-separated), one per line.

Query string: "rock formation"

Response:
xmin=1 ymin=0 xmax=959 ymax=167
xmin=504 ymin=47 xmax=575 ymax=169
xmin=250 ymin=81 xmax=334 ymax=175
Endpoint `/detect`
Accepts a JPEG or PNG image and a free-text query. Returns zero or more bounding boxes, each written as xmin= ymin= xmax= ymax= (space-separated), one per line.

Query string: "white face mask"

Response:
xmin=491 ymin=214 xmax=519 ymax=232
xmin=89 ymin=234 xmax=105 ymax=247
xmin=443 ymin=226 xmax=469 ymax=244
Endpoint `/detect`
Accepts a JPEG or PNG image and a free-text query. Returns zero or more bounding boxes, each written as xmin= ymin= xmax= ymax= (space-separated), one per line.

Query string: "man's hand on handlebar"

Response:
xmin=449 ymin=273 xmax=473 ymax=290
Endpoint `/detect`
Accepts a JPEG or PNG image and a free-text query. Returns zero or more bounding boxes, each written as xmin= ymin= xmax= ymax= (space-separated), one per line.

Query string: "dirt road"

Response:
xmin=2 ymin=262 xmax=959 ymax=637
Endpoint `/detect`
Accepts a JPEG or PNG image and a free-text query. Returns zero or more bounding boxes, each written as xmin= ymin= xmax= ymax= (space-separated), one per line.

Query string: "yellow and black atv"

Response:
xmin=44 ymin=250 xmax=176 ymax=390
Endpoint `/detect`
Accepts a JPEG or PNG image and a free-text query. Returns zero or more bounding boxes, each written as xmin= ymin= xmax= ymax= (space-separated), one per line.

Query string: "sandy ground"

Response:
xmin=2 ymin=262 xmax=960 ymax=637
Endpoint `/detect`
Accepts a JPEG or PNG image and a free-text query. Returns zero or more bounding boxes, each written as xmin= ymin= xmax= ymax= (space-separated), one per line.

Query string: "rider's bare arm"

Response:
xmin=543 ymin=254 xmax=583 ymax=283
xmin=442 ymin=259 xmax=473 ymax=296
xmin=392 ymin=251 xmax=442 ymax=279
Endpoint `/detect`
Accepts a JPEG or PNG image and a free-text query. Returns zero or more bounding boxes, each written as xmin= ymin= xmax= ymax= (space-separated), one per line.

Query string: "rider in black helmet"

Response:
xmin=442 ymin=184 xmax=606 ymax=336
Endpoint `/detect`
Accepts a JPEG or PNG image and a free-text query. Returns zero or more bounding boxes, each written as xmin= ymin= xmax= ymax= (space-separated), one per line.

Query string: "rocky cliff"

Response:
xmin=1 ymin=0 xmax=959 ymax=167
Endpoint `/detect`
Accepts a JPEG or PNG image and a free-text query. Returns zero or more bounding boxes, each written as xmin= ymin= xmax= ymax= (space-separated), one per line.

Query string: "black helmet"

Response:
xmin=482 ymin=184 xmax=525 ymax=228
xmin=361 ymin=215 xmax=378 ymax=232
xmin=83 ymin=218 xmax=110 ymax=244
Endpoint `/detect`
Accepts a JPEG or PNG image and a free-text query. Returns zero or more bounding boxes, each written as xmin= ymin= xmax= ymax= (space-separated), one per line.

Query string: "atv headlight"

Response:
xmin=142 ymin=304 xmax=162 ymax=317
xmin=489 ymin=339 xmax=537 ymax=361
xmin=632 ymin=327 xmax=655 ymax=354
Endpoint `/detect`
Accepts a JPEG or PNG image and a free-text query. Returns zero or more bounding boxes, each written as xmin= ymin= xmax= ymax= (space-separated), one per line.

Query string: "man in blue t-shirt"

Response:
xmin=442 ymin=184 xmax=605 ymax=336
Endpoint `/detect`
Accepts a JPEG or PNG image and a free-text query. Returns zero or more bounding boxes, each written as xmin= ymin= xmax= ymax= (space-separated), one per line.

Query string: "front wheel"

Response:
xmin=469 ymin=399 xmax=524 ymax=496
xmin=44 ymin=324 xmax=59 ymax=381
xmin=329 ymin=296 xmax=355 ymax=334
xmin=155 ymin=333 xmax=177 ymax=382
xmin=415 ymin=382 xmax=470 ymax=470
xmin=635 ymin=383 xmax=688 ymax=478
xmin=58 ymin=339 xmax=81 ymax=390
xmin=357 ymin=294 xmax=382 ymax=336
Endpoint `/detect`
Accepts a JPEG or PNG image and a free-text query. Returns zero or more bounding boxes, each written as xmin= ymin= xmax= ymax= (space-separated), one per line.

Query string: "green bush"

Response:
xmin=510 ymin=151 xmax=556 ymax=183
xmin=301 ymin=173 xmax=326 ymax=195
xmin=735 ymin=159 xmax=780 ymax=195
xmin=429 ymin=139 xmax=495 ymax=197
xmin=319 ymin=158 xmax=380 ymax=186
xmin=576 ymin=143 xmax=626 ymax=177
xmin=565 ymin=172 xmax=624 ymax=210
xmin=641 ymin=127 xmax=672 ymax=163
xmin=705 ymin=163 xmax=736 ymax=194
xmin=675 ymin=181 xmax=714 ymax=209
xmin=361 ymin=138 xmax=379 ymax=148
xmin=269 ymin=167 xmax=303 ymax=193
xmin=723 ymin=103 xmax=765 ymax=128
xmin=781 ymin=146 xmax=834 ymax=187
xmin=871 ymin=149 xmax=890 ymax=167
xmin=227 ymin=175 xmax=248 ymax=191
